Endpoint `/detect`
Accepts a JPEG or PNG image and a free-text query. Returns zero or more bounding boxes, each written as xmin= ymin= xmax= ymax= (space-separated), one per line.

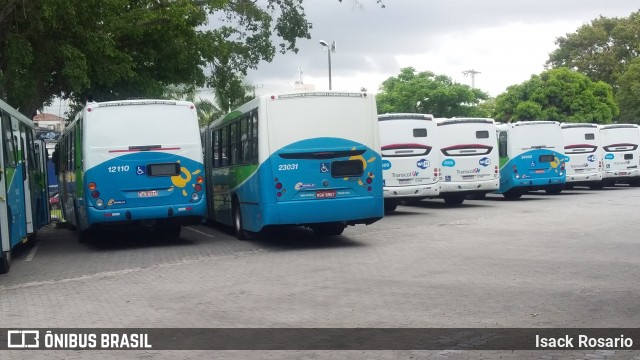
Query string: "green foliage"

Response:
xmin=493 ymin=68 xmax=618 ymax=123
xmin=616 ymin=58 xmax=640 ymax=124
xmin=547 ymin=11 xmax=640 ymax=122
xmin=376 ymin=67 xmax=491 ymax=118
xmin=0 ymin=0 xmax=312 ymax=117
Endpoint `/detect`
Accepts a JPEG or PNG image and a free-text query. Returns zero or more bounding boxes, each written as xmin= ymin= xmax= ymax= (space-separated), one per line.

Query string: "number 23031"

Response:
xmin=108 ymin=165 xmax=130 ymax=173
xmin=278 ymin=164 xmax=298 ymax=171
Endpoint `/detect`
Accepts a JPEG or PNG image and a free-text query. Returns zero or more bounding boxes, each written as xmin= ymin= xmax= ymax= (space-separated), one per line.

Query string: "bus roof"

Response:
xmin=377 ymin=113 xmax=434 ymax=121
xmin=436 ymin=117 xmax=495 ymax=126
xmin=600 ymin=124 xmax=639 ymax=130
xmin=0 ymin=98 xmax=36 ymax=128
xmin=561 ymin=123 xmax=599 ymax=129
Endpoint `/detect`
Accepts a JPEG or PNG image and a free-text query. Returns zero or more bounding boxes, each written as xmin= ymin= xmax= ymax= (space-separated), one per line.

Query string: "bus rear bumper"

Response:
xmin=499 ymin=177 xmax=565 ymax=192
xmin=383 ymin=184 xmax=439 ymax=199
xmin=603 ymin=169 xmax=639 ymax=179
xmin=86 ymin=201 xmax=206 ymax=228
xmin=439 ymin=179 xmax=499 ymax=195
xmin=263 ymin=197 xmax=383 ymax=228
xmin=566 ymin=172 xmax=603 ymax=183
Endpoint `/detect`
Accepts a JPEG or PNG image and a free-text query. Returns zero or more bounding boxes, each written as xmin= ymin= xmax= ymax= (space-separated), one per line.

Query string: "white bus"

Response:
xmin=560 ymin=123 xmax=603 ymax=189
xmin=436 ymin=117 xmax=499 ymax=204
xmin=599 ymin=124 xmax=640 ymax=187
xmin=202 ymin=92 xmax=384 ymax=238
xmin=377 ymin=113 xmax=439 ymax=212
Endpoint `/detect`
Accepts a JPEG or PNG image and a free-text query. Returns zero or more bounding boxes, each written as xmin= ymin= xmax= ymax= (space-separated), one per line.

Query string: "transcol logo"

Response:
xmin=456 ymin=168 xmax=481 ymax=175
xmin=392 ymin=171 xmax=419 ymax=178
xmin=479 ymin=157 xmax=491 ymax=167
xmin=416 ymin=158 xmax=430 ymax=169
xmin=587 ymin=154 xmax=597 ymax=162
xmin=442 ymin=159 xmax=456 ymax=167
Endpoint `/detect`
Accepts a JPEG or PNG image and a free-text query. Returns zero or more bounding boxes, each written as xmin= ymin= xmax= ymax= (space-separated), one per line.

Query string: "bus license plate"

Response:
xmin=619 ymin=172 xmax=627 ymax=176
xmin=138 ymin=190 xmax=159 ymax=197
xmin=316 ymin=190 xmax=336 ymax=199
xmin=398 ymin=179 xmax=412 ymax=184
xmin=535 ymin=170 xmax=545 ymax=174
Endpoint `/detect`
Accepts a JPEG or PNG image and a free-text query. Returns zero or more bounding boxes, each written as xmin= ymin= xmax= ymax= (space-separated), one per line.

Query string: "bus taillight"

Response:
xmin=194 ymin=184 xmax=202 ymax=192
xmin=276 ymin=182 xmax=283 ymax=189
xmin=196 ymin=176 xmax=204 ymax=184
xmin=88 ymin=182 xmax=97 ymax=191
xmin=91 ymin=191 xmax=100 ymax=199
xmin=494 ymin=165 xmax=499 ymax=174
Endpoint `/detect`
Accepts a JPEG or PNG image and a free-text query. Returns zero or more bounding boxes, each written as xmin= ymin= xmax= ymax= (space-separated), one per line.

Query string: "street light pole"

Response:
xmin=319 ymin=40 xmax=336 ymax=90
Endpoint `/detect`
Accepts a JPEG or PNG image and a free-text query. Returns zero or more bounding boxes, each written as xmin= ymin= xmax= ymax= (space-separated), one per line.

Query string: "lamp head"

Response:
xmin=319 ymin=40 xmax=328 ymax=47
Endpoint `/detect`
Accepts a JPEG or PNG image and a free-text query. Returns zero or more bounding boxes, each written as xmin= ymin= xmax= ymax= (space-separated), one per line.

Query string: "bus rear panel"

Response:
xmin=561 ymin=123 xmax=603 ymax=186
xmin=378 ymin=113 xmax=439 ymax=211
xmin=599 ymin=124 xmax=640 ymax=187
xmin=437 ymin=118 xmax=499 ymax=204
xmin=497 ymin=121 xmax=567 ymax=198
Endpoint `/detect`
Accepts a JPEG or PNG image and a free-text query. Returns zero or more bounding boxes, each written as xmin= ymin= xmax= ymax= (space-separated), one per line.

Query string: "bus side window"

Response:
xmin=240 ymin=116 xmax=249 ymax=164
xmin=220 ymin=126 xmax=228 ymax=167
xmin=251 ymin=111 xmax=258 ymax=164
xmin=498 ymin=131 xmax=507 ymax=158
xmin=1 ymin=110 xmax=17 ymax=168
xmin=212 ymin=129 xmax=220 ymax=168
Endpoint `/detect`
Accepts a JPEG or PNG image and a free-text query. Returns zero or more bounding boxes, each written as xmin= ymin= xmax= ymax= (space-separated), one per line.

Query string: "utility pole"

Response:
xmin=462 ymin=69 xmax=481 ymax=89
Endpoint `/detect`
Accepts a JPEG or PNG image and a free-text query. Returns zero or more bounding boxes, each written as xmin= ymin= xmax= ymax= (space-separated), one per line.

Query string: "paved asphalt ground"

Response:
xmin=1 ymin=186 xmax=639 ymax=359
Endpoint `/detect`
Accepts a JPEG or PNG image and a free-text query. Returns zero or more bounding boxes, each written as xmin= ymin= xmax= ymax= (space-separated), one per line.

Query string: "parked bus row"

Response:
xmin=1 ymin=99 xmax=51 ymax=273
xmin=379 ymin=115 xmax=640 ymax=210
xmin=38 ymin=93 xmax=640 ymax=256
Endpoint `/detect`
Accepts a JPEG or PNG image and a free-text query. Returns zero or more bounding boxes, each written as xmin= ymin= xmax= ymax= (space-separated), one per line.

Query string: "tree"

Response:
xmin=493 ymin=67 xmax=618 ymax=123
xmin=546 ymin=11 xmax=640 ymax=122
xmin=192 ymin=76 xmax=254 ymax=127
xmin=615 ymin=58 xmax=640 ymax=124
xmin=0 ymin=0 xmax=313 ymax=117
xmin=376 ymin=67 xmax=491 ymax=118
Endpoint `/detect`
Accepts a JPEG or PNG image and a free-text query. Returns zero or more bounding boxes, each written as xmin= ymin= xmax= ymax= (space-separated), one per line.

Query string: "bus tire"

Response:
xmin=384 ymin=200 xmax=398 ymax=212
xmin=443 ymin=195 xmax=465 ymax=206
xmin=503 ymin=189 xmax=523 ymax=200
xmin=313 ymin=222 xmax=345 ymax=236
xmin=0 ymin=250 xmax=11 ymax=274
xmin=233 ymin=199 xmax=249 ymax=240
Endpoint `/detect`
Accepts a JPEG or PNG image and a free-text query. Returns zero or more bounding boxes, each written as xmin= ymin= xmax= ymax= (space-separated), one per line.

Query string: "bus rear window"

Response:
xmin=476 ymin=130 xmax=489 ymax=139
xmin=331 ymin=160 xmax=363 ymax=178
xmin=585 ymin=133 xmax=595 ymax=140
xmin=147 ymin=163 xmax=180 ymax=176
xmin=539 ymin=155 xmax=554 ymax=162
xmin=624 ymin=154 xmax=634 ymax=160
xmin=413 ymin=128 xmax=427 ymax=137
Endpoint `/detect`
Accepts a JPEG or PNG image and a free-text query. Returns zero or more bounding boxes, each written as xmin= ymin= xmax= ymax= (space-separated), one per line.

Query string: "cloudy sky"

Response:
xmin=244 ymin=0 xmax=639 ymax=97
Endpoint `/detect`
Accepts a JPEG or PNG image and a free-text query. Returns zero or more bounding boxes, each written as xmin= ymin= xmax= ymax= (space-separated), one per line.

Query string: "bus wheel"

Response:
xmin=384 ymin=200 xmax=398 ymax=212
xmin=503 ymin=189 xmax=523 ymax=200
xmin=233 ymin=199 xmax=249 ymax=240
xmin=0 ymin=250 xmax=11 ymax=274
xmin=313 ymin=222 xmax=345 ymax=236
xmin=443 ymin=195 xmax=465 ymax=206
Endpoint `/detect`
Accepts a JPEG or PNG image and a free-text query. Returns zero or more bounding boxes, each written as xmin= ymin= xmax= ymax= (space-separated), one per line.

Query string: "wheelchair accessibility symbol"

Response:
xmin=320 ymin=163 xmax=330 ymax=173
xmin=136 ymin=166 xmax=146 ymax=175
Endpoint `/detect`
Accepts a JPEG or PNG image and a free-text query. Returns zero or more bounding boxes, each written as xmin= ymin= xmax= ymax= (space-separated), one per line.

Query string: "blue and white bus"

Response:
xmin=55 ymin=100 xmax=206 ymax=241
xmin=598 ymin=124 xmax=640 ymax=187
xmin=496 ymin=121 xmax=567 ymax=199
xmin=202 ymin=91 xmax=383 ymax=239
xmin=1 ymin=99 xmax=50 ymax=273
xmin=561 ymin=123 xmax=603 ymax=189
xmin=436 ymin=117 xmax=499 ymax=204
xmin=378 ymin=113 xmax=439 ymax=212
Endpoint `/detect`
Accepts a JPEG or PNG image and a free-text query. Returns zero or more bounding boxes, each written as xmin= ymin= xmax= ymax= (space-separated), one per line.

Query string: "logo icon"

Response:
xmin=479 ymin=157 xmax=491 ymax=167
xmin=416 ymin=158 xmax=430 ymax=169
xmin=7 ymin=330 xmax=40 ymax=348
xmin=136 ymin=166 xmax=146 ymax=175
xmin=381 ymin=160 xmax=391 ymax=170
xmin=442 ymin=159 xmax=456 ymax=167
xmin=320 ymin=163 xmax=330 ymax=173
xmin=587 ymin=155 xmax=597 ymax=162
xmin=605 ymin=153 xmax=614 ymax=160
